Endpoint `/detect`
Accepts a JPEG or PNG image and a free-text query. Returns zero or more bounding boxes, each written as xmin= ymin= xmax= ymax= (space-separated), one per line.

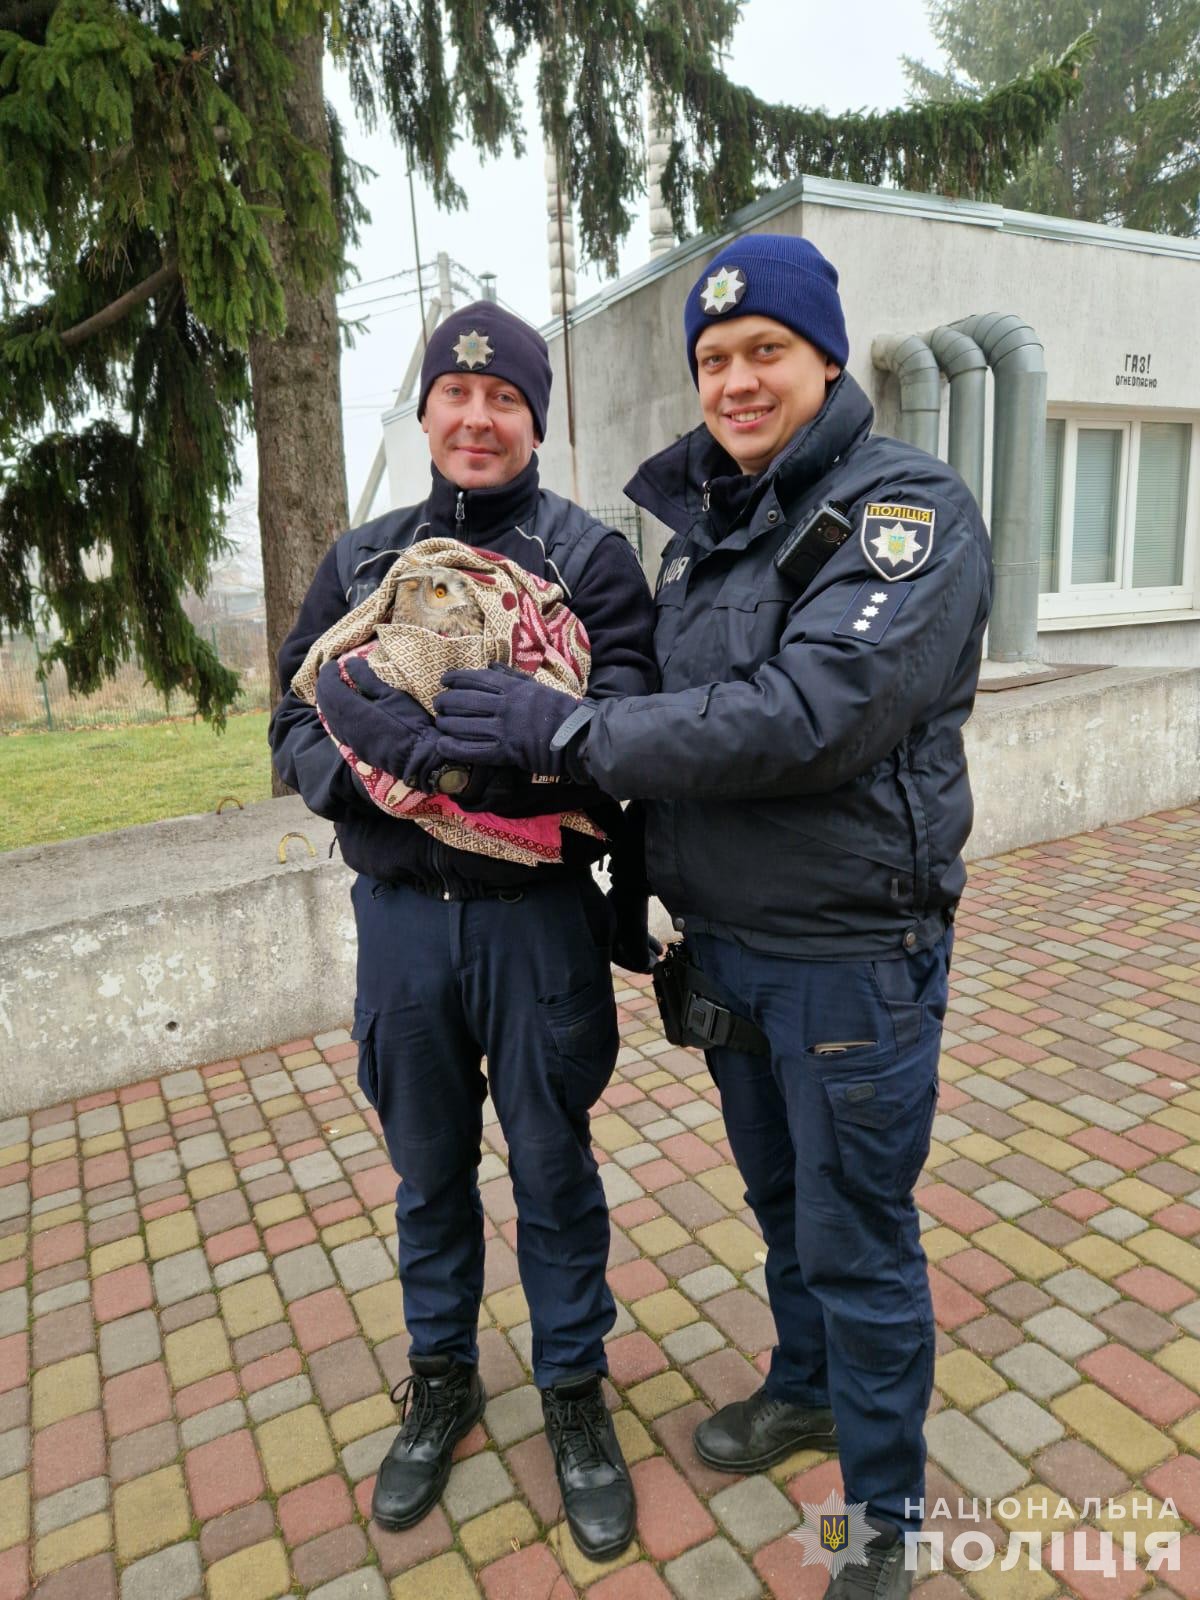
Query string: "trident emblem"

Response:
xmin=821 ymin=1515 xmax=848 ymax=1551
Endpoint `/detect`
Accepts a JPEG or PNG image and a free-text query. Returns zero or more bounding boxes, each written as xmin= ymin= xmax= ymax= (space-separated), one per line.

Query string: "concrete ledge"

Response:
xmin=2 ymin=665 xmax=1198 ymax=1114
xmin=963 ymin=666 xmax=1200 ymax=860
xmin=0 ymin=797 xmax=355 ymax=1117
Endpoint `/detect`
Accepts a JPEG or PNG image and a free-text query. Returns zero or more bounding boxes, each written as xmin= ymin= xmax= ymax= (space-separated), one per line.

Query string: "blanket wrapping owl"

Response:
xmin=290 ymin=539 xmax=604 ymax=868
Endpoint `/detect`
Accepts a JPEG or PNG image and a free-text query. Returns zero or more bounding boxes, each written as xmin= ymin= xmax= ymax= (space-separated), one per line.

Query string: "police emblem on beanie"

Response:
xmin=700 ymin=265 xmax=746 ymax=314
xmin=453 ymin=330 xmax=493 ymax=370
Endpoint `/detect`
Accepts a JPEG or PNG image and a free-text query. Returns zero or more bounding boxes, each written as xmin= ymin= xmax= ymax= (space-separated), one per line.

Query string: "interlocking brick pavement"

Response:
xmin=3 ymin=807 xmax=1200 ymax=1595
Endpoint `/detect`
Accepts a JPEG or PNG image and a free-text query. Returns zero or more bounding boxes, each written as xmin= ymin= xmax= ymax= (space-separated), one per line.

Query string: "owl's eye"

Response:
xmin=434 ymin=584 xmax=448 ymax=599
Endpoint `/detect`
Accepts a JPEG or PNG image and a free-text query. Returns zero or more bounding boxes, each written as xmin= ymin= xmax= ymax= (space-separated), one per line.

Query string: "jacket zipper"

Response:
xmin=455 ymin=491 xmax=465 ymax=528
xmin=432 ymin=836 xmax=455 ymax=901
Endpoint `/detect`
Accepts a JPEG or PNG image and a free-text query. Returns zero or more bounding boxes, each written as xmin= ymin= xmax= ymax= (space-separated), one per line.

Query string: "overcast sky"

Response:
xmin=232 ymin=0 xmax=943 ymax=546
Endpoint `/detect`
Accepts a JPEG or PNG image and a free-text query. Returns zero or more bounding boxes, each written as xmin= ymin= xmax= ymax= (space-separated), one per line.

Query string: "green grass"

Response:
xmin=0 ymin=710 xmax=276 ymax=852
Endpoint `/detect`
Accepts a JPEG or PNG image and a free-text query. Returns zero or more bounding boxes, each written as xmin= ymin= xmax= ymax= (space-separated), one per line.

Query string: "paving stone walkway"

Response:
xmin=3 ymin=807 xmax=1200 ymax=1599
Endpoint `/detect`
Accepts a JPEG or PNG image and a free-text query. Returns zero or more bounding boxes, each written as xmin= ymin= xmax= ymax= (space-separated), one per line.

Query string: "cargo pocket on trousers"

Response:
xmin=821 ymin=1048 xmax=938 ymax=1204
xmin=539 ymin=975 xmax=619 ymax=1118
xmin=351 ymin=1006 xmax=380 ymax=1110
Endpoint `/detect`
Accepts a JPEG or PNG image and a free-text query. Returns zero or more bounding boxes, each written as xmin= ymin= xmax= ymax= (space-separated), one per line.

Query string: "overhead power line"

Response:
xmin=336 ymin=263 xmax=437 ymax=299
xmin=338 ymin=284 xmax=423 ymax=314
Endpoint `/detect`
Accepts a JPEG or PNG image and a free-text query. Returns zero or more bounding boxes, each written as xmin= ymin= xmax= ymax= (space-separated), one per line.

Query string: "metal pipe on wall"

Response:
xmin=951 ymin=313 xmax=1047 ymax=663
xmin=926 ymin=325 xmax=987 ymax=508
xmin=869 ymin=333 xmax=941 ymax=458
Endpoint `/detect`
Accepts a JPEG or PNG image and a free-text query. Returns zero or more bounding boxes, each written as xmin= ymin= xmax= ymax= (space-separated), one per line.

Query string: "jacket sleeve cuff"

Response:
xmin=549 ymin=699 xmax=598 ymax=752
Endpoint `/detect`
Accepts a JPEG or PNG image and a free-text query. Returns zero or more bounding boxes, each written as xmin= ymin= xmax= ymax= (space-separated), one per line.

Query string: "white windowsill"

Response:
xmin=1038 ymin=608 xmax=1200 ymax=632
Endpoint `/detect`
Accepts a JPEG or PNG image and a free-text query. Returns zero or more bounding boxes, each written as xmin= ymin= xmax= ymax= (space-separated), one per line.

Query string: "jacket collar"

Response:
xmin=426 ymin=454 xmax=541 ymax=542
xmin=624 ymin=373 xmax=875 ymax=537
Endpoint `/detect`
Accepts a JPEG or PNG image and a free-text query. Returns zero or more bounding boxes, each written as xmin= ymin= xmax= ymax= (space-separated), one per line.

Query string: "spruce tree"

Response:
xmin=906 ymin=0 xmax=1199 ymax=235
xmin=1 ymin=1 xmax=1091 ymax=728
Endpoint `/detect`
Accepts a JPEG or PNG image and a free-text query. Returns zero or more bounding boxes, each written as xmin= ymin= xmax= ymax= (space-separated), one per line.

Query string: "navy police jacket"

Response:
xmin=582 ymin=373 xmax=993 ymax=957
xmin=269 ymin=457 xmax=657 ymax=895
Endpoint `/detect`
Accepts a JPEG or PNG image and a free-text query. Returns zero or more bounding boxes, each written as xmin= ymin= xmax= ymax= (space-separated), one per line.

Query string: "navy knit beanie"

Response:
xmin=418 ymin=302 xmax=553 ymax=441
xmin=683 ymin=234 xmax=849 ymax=383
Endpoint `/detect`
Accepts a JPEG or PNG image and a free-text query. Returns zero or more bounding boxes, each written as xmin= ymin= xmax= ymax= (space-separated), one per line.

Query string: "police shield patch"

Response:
xmin=860 ymin=501 xmax=935 ymax=582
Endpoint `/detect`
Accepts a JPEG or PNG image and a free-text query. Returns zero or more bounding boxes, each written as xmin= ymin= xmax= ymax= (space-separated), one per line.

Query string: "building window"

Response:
xmin=1133 ymin=424 xmax=1190 ymax=588
xmin=1040 ymin=414 xmax=1195 ymax=616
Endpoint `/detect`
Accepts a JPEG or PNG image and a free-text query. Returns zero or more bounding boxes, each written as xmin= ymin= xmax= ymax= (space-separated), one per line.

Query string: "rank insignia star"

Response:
xmin=833 ymin=580 xmax=912 ymax=645
xmin=453 ymin=330 xmax=494 ymax=369
xmin=700 ymin=265 xmax=746 ymax=314
xmin=859 ymin=501 xmax=936 ymax=581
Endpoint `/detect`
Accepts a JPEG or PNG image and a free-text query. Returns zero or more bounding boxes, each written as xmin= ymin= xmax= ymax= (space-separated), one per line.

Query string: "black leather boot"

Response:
xmin=693 ymin=1384 xmax=837 ymax=1471
xmin=825 ymin=1517 xmax=911 ymax=1600
xmin=371 ymin=1354 xmax=486 ymax=1531
xmin=542 ymin=1374 xmax=636 ymax=1561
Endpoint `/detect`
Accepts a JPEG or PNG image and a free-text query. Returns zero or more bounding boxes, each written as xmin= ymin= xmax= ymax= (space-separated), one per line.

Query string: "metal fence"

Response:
xmin=589 ymin=505 xmax=643 ymax=560
xmin=0 ymin=619 xmax=271 ymax=733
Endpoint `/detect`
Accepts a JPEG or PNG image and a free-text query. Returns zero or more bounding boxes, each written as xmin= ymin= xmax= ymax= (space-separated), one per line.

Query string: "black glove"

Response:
xmin=317 ymin=656 xmax=439 ymax=789
xmin=451 ymin=765 xmax=599 ymax=817
xmin=433 ymin=663 xmax=585 ymax=775
xmin=454 ymin=765 xmax=536 ymax=815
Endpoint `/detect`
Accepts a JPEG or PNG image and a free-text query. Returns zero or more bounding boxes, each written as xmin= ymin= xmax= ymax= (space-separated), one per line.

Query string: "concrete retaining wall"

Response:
xmin=0 ymin=798 xmax=355 ymax=1118
xmin=2 ymin=666 xmax=1198 ymax=1114
xmin=964 ymin=667 xmax=1200 ymax=860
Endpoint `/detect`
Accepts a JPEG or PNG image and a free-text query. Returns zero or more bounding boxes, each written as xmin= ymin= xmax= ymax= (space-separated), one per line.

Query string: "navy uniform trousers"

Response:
xmin=687 ymin=928 xmax=952 ymax=1533
xmin=351 ymin=873 xmax=619 ymax=1389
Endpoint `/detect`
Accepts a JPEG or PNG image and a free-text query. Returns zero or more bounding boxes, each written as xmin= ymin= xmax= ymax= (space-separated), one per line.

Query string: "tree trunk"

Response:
xmin=248 ymin=34 xmax=348 ymax=793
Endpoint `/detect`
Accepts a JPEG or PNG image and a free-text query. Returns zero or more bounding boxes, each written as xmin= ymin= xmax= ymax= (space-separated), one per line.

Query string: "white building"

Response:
xmin=381 ymin=174 xmax=1200 ymax=669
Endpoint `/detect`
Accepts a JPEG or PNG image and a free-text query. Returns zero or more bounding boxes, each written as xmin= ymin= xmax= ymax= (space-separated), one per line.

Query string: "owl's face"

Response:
xmin=394 ymin=569 xmax=484 ymax=636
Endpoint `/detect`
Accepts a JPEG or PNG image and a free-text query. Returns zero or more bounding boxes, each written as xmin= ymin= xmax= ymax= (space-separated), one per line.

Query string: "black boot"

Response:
xmin=542 ymin=1374 xmax=636 ymax=1561
xmin=371 ymin=1354 xmax=486 ymax=1531
xmin=825 ymin=1517 xmax=911 ymax=1600
xmin=693 ymin=1384 xmax=837 ymax=1471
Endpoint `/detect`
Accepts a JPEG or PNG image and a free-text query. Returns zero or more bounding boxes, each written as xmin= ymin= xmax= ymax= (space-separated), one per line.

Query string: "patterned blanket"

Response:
xmin=291 ymin=539 xmax=603 ymax=867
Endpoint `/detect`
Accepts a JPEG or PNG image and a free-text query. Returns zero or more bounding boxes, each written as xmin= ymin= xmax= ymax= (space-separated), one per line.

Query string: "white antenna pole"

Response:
xmin=545 ymin=143 xmax=577 ymax=318
xmin=647 ymin=91 xmax=675 ymax=259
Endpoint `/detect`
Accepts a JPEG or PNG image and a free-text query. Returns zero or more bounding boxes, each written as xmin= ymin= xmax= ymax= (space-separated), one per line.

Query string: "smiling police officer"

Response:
xmin=432 ymin=236 xmax=993 ymax=1599
xmin=270 ymin=302 xmax=657 ymax=1561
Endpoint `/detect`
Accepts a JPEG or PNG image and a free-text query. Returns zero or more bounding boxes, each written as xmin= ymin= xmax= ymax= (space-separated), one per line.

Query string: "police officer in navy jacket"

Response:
xmin=432 ymin=238 xmax=993 ymax=1600
xmin=271 ymin=304 xmax=657 ymax=1561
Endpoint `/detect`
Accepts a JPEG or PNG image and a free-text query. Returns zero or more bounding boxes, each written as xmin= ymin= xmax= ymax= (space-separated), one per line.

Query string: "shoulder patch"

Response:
xmin=860 ymin=501 xmax=935 ymax=581
xmin=833 ymin=581 xmax=911 ymax=644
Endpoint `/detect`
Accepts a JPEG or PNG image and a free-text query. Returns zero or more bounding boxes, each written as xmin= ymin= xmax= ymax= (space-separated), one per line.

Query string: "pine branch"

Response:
xmin=58 ymin=259 xmax=179 ymax=349
xmin=0 ymin=0 xmax=338 ymax=727
xmin=651 ymin=32 xmax=1096 ymax=246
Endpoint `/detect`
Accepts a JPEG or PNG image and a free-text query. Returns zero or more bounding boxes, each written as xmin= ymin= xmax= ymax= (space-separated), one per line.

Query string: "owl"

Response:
xmin=390 ymin=568 xmax=485 ymax=637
